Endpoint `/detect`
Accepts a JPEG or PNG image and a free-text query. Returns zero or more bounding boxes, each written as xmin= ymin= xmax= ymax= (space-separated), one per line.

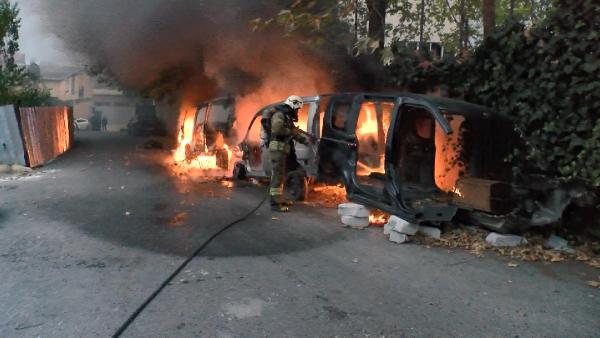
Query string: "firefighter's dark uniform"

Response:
xmin=268 ymin=107 xmax=308 ymax=211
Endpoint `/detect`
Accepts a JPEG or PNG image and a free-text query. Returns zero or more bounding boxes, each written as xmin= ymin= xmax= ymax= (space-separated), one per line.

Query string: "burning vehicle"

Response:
xmin=236 ymin=93 xmax=575 ymax=232
xmin=176 ymin=97 xmax=237 ymax=170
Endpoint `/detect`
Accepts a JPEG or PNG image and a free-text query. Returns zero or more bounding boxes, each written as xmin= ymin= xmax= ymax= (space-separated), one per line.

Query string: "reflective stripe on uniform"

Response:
xmin=270 ymin=187 xmax=283 ymax=196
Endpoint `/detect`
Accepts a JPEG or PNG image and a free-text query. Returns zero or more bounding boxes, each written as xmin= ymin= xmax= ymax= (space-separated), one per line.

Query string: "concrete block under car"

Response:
xmin=485 ymin=232 xmax=528 ymax=247
xmin=386 ymin=216 xmax=419 ymax=235
xmin=544 ymin=234 xmax=575 ymax=253
xmin=338 ymin=203 xmax=371 ymax=218
xmin=418 ymin=225 xmax=441 ymax=239
xmin=340 ymin=215 xmax=370 ymax=229
xmin=389 ymin=231 xmax=408 ymax=244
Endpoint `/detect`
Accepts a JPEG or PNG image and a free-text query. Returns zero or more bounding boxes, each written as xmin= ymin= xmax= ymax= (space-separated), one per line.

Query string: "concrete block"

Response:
xmin=419 ymin=225 xmax=441 ymax=239
xmin=485 ymin=232 xmax=527 ymax=247
xmin=340 ymin=215 xmax=369 ymax=229
xmin=0 ymin=164 xmax=10 ymax=174
xmin=389 ymin=231 xmax=408 ymax=244
xmin=383 ymin=222 xmax=394 ymax=235
xmin=386 ymin=216 xmax=419 ymax=235
xmin=338 ymin=203 xmax=370 ymax=218
xmin=10 ymin=164 xmax=31 ymax=173
xmin=544 ymin=235 xmax=575 ymax=253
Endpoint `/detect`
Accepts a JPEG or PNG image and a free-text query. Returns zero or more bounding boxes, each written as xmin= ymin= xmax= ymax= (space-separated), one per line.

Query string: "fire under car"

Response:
xmin=235 ymin=93 xmax=575 ymax=233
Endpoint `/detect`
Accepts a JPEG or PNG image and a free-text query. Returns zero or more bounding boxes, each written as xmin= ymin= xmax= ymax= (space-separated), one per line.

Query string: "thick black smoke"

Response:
xmin=36 ymin=0 xmax=340 ymax=104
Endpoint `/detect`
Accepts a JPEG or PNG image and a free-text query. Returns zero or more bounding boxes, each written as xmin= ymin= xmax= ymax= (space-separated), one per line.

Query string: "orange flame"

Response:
xmin=355 ymin=102 xmax=393 ymax=176
xmin=172 ymin=105 xmax=232 ymax=171
xmin=369 ymin=209 xmax=389 ymax=226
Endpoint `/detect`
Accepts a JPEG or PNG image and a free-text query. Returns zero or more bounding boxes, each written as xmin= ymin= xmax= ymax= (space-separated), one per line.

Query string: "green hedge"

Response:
xmin=387 ymin=0 xmax=600 ymax=187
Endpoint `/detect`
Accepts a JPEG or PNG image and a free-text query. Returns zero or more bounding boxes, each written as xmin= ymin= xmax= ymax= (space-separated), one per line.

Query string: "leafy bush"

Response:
xmin=387 ymin=0 xmax=600 ymax=187
xmin=0 ymin=0 xmax=50 ymax=106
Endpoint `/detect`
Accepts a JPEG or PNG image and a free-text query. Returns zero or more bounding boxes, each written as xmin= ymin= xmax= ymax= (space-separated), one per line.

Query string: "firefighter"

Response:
xmin=266 ymin=95 xmax=311 ymax=212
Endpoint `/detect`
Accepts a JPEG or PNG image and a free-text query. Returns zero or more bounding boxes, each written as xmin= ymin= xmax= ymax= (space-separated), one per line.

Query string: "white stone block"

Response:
xmin=10 ymin=164 xmax=31 ymax=173
xmin=340 ymin=215 xmax=369 ymax=229
xmin=389 ymin=231 xmax=408 ymax=244
xmin=0 ymin=164 xmax=10 ymax=174
xmin=419 ymin=225 xmax=441 ymax=239
xmin=338 ymin=203 xmax=371 ymax=218
xmin=485 ymin=232 xmax=527 ymax=247
xmin=383 ymin=222 xmax=394 ymax=235
xmin=386 ymin=216 xmax=419 ymax=235
xmin=544 ymin=235 xmax=575 ymax=253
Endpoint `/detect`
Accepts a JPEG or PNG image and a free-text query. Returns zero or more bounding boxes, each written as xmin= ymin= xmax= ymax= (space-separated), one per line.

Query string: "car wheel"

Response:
xmin=285 ymin=170 xmax=308 ymax=201
xmin=232 ymin=161 xmax=247 ymax=181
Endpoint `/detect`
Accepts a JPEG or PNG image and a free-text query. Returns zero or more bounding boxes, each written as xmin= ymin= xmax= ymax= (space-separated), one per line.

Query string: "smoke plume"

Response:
xmin=36 ymin=0 xmax=341 ymax=127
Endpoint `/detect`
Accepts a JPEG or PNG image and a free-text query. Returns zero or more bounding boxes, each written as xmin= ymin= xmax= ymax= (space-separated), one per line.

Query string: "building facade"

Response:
xmin=39 ymin=68 xmax=139 ymax=131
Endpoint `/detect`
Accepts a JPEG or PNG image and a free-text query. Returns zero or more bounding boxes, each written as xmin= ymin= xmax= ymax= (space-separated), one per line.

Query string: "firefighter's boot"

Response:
xmin=270 ymin=203 xmax=289 ymax=212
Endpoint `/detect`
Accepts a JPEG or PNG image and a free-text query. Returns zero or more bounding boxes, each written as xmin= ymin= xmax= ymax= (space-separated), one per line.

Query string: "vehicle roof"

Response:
xmin=196 ymin=96 xmax=234 ymax=106
xmin=320 ymin=92 xmax=491 ymax=116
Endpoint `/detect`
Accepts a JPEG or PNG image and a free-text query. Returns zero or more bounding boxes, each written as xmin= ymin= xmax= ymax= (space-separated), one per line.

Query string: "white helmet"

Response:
xmin=284 ymin=95 xmax=304 ymax=110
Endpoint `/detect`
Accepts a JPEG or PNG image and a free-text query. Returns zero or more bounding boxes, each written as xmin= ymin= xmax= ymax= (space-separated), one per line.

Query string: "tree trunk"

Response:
xmin=354 ymin=0 xmax=359 ymax=43
xmin=418 ymin=0 xmax=426 ymax=50
xmin=366 ymin=0 xmax=387 ymax=50
xmin=458 ymin=0 xmax=466 ymax=49
xmin=482 ymin=0 xmax=495 ymax=38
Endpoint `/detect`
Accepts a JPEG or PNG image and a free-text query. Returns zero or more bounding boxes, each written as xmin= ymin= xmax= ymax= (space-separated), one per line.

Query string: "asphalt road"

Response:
xmin=0 ymin=132 xmax=598 ymax=337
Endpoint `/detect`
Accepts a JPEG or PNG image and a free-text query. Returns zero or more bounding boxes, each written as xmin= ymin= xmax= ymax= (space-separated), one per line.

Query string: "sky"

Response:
xmin=16 ymin=0 xmax=77 ymax=65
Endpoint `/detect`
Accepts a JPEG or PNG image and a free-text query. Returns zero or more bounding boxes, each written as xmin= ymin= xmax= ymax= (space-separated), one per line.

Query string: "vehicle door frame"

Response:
xmin=239 ymin=106 xmax=273 ymax=177
xmin=342 ymin=93 xmax=400 ymax=205
xmin=383 ymin=95 xmax=457 ymax=222
xmin=317 ymin=93 xmax=359 ymax=185
xmin=191 ymin=102 xmax=211 ymax=153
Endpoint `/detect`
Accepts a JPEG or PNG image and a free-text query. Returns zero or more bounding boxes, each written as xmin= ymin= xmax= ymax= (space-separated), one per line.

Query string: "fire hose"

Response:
xmin=113 ymin=130 xmax=351 ymax=336
xmin=111 ymin=193 xmax=268 ymax=338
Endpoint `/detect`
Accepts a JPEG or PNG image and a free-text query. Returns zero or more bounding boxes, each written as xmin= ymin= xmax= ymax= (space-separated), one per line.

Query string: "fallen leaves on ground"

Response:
xmin=414 ymin=226 xmax=600 ymax=269
xmin=586 ymin=280 xmax=600 ymax=288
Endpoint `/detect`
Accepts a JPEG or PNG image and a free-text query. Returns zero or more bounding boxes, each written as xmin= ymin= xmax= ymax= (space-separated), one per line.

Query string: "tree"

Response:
xmin=366 ymin=0 xmax=387 ymax=49
xmin=482 ymin=0 xmax=496 ymax=37
xmin=0 ymin=0 xmax=49 ymax=106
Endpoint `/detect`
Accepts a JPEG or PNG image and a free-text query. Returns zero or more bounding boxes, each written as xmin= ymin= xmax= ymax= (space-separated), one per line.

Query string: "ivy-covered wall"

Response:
xmin=387 ymin=0 xmax=600 ymax=187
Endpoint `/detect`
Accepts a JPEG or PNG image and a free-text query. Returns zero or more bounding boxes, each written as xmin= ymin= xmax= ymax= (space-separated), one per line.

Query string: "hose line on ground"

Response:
xmin=111 ymin=193 xmax=269 ymax=338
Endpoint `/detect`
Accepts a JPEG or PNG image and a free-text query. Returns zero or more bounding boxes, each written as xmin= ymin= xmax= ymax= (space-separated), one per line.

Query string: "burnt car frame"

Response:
xmin=237 ymin=92 xmax=570 ymax=232
xmin=184 ymin=96 xmax=237 ymax=169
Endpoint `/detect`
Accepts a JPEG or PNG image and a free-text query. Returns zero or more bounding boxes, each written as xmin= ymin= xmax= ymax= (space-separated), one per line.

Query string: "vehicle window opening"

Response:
xmin=331 ymin=102 xmax=351 ymax=130
xmin=193 ymin=106 xmax=209 ymax=151
xmin=355 ymin=100 xmax=394 ymax=190
xmin=297 ymin=103 xmax=310 ymax=132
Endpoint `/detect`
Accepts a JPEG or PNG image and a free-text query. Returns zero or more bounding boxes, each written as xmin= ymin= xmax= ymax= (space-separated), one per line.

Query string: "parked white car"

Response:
xmin=74 ymin=118 xmax=90 ymax=130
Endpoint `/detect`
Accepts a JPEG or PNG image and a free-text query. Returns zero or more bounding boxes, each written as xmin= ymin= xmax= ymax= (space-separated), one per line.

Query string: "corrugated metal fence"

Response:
xmin=18 ymin=106 xmax=73 ymax=167
xmin=0 ymin=105 xmax=26 ymax=166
